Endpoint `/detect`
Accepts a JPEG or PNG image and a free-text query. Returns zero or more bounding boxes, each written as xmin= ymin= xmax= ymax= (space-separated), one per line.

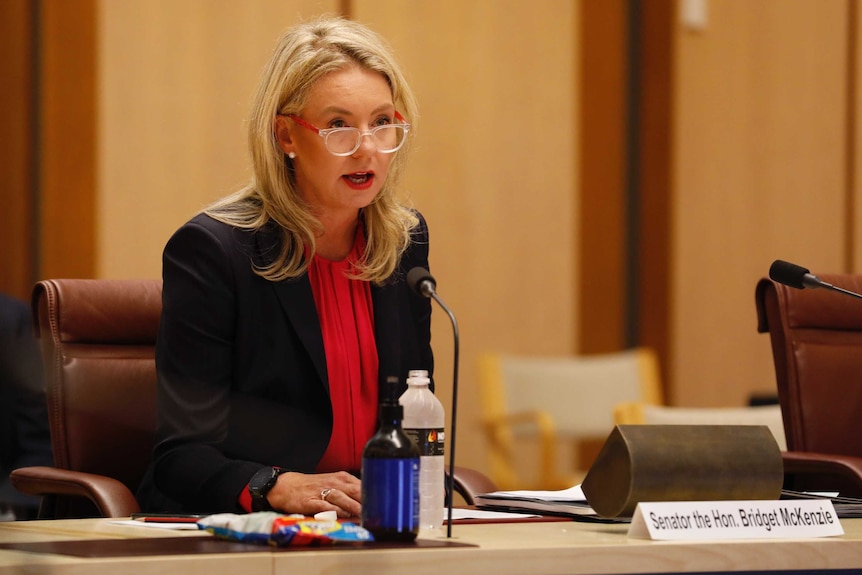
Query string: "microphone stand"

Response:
xmin=817 ymin=282 xmax=862 ymax=300
xmin=430 ymin=292 xmax=459 ymax=539
xmin=406 ymin=266 xmax=460 ymax=538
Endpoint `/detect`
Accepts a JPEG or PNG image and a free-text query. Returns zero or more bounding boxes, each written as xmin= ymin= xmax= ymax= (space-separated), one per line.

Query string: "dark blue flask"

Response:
xmin=361 ymin=376 xmax=420 ymax=541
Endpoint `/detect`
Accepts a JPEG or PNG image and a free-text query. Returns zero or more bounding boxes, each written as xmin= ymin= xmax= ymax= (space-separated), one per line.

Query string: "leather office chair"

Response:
xmin=477 ymin=348 xmax=663 ymax=490
xmin=756 ymin=275 xmax=862 ymax=497
xmin=10 ymin=279 xmax=162 ymax=518
xmin=11 ymin=278 xmax=494 ymax=518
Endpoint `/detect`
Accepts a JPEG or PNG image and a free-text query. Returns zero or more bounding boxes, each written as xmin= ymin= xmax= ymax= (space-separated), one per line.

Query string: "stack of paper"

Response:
xmin=781 ymin=489 xmax=862 ymax=518
xmin=474 ymin=485 xmax=598 ymax=517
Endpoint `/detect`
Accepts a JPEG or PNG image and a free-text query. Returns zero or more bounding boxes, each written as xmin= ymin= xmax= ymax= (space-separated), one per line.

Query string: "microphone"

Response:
xmin=407 ymin=266 xmax=460 ymax=538
xmin=769 ymin=259 xmax=862 ymax=300
xmin=407 ymin=266 xmax=437 ymax=298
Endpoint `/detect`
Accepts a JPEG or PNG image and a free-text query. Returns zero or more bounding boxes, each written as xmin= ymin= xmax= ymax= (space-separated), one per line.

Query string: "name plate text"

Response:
xmin=628 ymin=499 xmax=843 ymax=540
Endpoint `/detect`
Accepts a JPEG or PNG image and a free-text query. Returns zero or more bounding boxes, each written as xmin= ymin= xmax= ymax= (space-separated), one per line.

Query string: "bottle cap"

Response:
xmin=406 ymin=370 xmax=430 ymax=386
xmin=380 ymin=376 xmax=404 ymax=419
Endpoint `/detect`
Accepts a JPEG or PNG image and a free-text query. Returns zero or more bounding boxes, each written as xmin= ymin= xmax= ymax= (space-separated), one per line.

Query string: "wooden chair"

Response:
xmin=11 ymin=278 xmax=494 ymax=518
xmin=613 ymin=402 xmax=787 ymax=450
xmin=756 ymin=275 xmax=862 ymax=497
xmin=477 ymin=348 xmax=663 ymax=490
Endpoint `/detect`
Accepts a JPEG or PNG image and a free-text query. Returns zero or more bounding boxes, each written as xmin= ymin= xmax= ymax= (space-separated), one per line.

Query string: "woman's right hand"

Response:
xmin=265 ymin=471 xmax=361 ymax=518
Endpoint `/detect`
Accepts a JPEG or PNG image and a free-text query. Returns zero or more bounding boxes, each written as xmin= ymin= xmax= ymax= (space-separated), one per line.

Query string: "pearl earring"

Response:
xmin=288 ymin=152 xmax=296 ymax=159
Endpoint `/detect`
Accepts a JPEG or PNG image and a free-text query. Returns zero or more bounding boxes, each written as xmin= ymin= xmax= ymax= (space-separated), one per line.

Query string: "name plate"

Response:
xmin=628 ymin=500 xmax=843 ymax=540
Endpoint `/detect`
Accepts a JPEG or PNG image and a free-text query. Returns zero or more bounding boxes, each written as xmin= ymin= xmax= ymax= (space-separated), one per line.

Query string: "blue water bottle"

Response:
xmin=361 ymin=376 xmax=420 ymax=541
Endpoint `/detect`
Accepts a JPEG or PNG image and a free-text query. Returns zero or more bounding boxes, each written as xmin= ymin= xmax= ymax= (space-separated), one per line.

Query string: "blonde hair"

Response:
xmin=205 ymin=16 xmax=420 ymax=284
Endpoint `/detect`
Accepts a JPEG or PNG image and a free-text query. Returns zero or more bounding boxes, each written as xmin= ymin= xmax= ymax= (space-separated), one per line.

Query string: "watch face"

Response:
xmin=250 ymin=467 xmax=281 ymax=512
xmin=250 ymin=467 xmax=278 ymax=495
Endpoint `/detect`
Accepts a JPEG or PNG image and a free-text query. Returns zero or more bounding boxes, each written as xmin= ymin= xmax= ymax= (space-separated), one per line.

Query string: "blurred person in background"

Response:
xmin=0 ymin=293 xmax=52 ymax=520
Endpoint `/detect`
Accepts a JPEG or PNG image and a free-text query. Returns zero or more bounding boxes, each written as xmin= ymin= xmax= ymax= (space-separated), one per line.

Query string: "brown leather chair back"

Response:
xmin=32 ymin=279 xmax=161 ymax=516
xmin=756 ymin=275 xmax=862 ymax=458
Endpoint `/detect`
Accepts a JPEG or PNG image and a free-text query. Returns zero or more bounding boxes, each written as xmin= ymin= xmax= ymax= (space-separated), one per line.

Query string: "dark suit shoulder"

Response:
xmin=401 ymin=210 xmax=430 ymax=273
xmin=0 ymin=294 xmax=30 ymax=337
xmin=412 ymin=210 xmax=428 ymax=240
xmin=167 ymin=213 xmax=265 ymax=265
xmin=180 ymin=212 xmax=249 ymax=245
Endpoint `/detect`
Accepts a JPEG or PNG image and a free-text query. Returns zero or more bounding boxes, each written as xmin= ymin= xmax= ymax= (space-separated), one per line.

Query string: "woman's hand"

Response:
xmin=266 ymin=471 xmax=361 ymax=518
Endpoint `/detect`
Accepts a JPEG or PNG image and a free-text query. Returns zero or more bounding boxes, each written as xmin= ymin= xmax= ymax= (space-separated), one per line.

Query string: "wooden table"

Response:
xmin=2 ymin=516 xmax=862 ymax=574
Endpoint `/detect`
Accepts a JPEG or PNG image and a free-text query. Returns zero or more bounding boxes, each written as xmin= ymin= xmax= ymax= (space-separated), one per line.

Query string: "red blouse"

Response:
xmin=239 ymin=226 xmax=379 ymax=511
xmin=307 ymin=228 xmax=379 ymax=473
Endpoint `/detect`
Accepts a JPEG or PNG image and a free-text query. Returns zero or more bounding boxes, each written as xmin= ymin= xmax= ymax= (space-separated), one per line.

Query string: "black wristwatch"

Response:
xmin=248 ymin=466 xmax=286 ymax=512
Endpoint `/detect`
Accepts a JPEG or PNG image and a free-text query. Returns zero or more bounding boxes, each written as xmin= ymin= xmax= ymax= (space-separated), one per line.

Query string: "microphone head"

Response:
xmin=407 ymin=266 xmax=436 ymax=297
xmin=769 ymin=260 xmax=811 ymax=290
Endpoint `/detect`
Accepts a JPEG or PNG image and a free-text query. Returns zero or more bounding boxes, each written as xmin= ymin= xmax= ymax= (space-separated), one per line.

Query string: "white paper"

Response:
xmin=448 ymin=508 xmax=541 ymax=521
xmin=482 ymin=484 xmax=586 ymax=502
xmin=110 ymin=519 xmax=202 ymax=530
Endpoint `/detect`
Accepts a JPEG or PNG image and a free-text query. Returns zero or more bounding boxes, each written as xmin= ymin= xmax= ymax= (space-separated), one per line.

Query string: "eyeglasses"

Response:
xmin=285 ymin=113 xmax=410 ymax=157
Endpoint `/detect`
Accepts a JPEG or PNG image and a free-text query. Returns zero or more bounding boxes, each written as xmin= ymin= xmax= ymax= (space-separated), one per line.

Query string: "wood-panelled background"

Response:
xmin=672 ymin=0 xmax=852 ymax=406
xmin=1 ymin=0 xmax=859 ymax=480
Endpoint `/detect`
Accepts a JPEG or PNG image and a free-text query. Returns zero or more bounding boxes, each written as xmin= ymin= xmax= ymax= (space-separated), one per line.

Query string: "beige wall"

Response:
xmin=672 ymin=0 xmax=850 ymax=406
xmin=98 ymin=0 xmax=342 ymax=279
xmin=354 ymin=1 xmax=578 ymax=477
xmin=96 ymin=0 xmax=578 ymax=473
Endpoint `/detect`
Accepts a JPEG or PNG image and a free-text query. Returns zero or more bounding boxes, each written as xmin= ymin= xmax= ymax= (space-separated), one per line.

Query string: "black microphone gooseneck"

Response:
xmin=769 ymin=259 xmax=862 ymax=300
xmin=406 ymin=266 xmax=459 ymax=538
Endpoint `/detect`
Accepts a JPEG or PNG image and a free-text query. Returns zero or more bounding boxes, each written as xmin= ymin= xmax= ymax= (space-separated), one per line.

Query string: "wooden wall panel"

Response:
xmin=0 ymin=0 xmax=36 ymax=299
xmin=97 ymin=0 xmax=341 ymax=279
xmin=854 ymin=0 xmax=862 ymax=272
xmin=354 ymin=0 xmax=579 ymax=475
xmin=40 ymin=0 xmax=98 ymax=281
xmin=672 ymin=0 xmax=848 ymax=406
xmin=578 ymin=0 xmax=627 ymax=354
xmin=637 ymin=0 xmax=674 ymax=389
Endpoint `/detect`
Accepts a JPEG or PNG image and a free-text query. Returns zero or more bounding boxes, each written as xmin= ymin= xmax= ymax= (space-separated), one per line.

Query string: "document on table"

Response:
xmin=111 ymin=519 xmax=202 ymax=530
xmin=473 ymin=484 xmax=601 ymax=518
xmin=781 ymin=489 xmax=862 ymax=518
xmin=448 ymin=508 xmax=541 ymax=521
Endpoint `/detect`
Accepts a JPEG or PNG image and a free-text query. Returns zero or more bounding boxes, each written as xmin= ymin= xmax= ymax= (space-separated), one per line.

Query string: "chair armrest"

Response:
xmin=782 ymin=452 xmax=862 ymax=494
xmin=481 ymin=410 xmax=561 ymax=490
xmin=445 ymin=466 xmax=498 ymax=505
xmin=10 ymin=466 xmax=141 ymax=518
xmin=482 ymin=409 xmax=555 ymax=438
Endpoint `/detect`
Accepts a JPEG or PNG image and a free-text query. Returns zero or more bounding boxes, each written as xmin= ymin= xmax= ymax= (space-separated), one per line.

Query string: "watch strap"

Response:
xmin=249 ymin=466 xmax=285 ymax=512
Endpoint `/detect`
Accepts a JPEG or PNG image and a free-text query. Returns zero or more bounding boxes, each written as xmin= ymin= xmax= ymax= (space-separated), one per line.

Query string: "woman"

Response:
xmin=136 ymin=16 xmax=432 ymax=518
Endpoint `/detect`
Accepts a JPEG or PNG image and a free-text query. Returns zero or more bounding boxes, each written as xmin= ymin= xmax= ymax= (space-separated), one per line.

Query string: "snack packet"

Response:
xmin=198 ymin=512 xmax=374 ymax=546
xmin=271 ymin=515 xmax=374 ymax=546
xmin=198 ymin=512 xmax=281 ymax=545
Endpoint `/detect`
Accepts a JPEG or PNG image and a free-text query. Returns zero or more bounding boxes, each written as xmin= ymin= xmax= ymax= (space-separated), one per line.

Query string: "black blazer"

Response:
xmin=137 ymin=212 xmax=432 ymax=513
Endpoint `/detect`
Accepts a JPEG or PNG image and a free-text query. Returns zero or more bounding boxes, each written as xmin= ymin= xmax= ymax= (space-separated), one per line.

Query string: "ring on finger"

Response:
xmin=320 ymin=488 xmax=334 ymax=501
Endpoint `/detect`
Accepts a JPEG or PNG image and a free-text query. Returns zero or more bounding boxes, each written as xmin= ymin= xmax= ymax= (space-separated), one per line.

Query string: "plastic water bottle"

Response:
xmin=399 ymin=369 xmax=445 ymax=530
xmin=361 ymin=376 xmax=420 ymax=541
